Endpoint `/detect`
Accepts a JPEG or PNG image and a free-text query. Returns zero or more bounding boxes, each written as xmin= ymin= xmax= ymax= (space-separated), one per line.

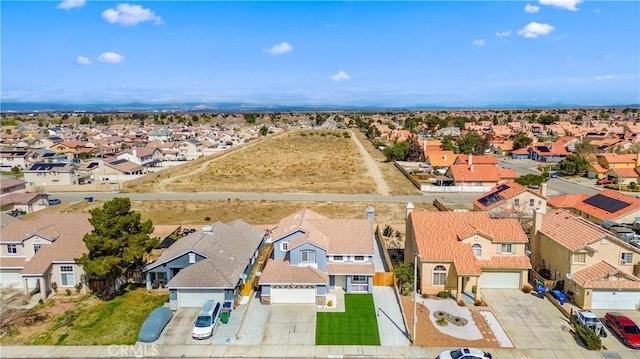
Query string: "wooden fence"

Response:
xmin=373 ymin=272 xmax=395 ymax=286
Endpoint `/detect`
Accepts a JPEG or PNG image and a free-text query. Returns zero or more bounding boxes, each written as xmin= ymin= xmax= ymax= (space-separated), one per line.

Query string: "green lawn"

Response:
xmin=30 ymin=285 xmax=168 ymax=345
xmin=315 ymin=294 xmax=380 ymax=345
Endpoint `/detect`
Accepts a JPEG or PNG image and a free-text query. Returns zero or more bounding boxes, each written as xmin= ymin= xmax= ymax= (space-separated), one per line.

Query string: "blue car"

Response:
xmin=48 ymin=198 xmax=61 ymax=205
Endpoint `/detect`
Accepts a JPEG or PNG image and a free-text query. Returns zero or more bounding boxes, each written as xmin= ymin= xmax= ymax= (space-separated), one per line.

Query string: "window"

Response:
xmin=60 ymin=266 xmax=74 ymax=287
xmin=352 ymin=275 xmax=367 ymax=283
xmin=529 ymin=199 xmax=535 ymax=207
xmin=621 ymin=252 xmax=633 ymax=264
xmin=7 ymin=244 xmax=17 ymax=255
xmin=301 ymin=250 xmax=316 ymax=263
xmin=33 ymin=244 xmax=42 ymax=254
xmin=499 ymin=243 xmax=515 ymax=254
xmin=354 ymin=255 xmax=365 ymax=262
xmin=514 ymin=198 xmax=520 ymax=206
xmin=280 ymin=242 xmax=289 ymax=251
xmin=433 ymin=265 xmax=447 ymax=286
xmin=472 ymin=244 xmax=482 ymax=257
xmin=333 ymin=255 xmax=344 ymax=261
xmin=188 ymin=253 xmax=196 ymax=263
xmin=573 ymin=252 xmax=586 ymax=264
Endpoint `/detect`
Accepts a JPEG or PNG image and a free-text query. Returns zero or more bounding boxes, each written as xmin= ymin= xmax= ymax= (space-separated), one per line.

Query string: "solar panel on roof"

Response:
xmin=42 ymin=153 xmax=55 ymax=157
xmin=110 ymin=159 xmax=128 ymax=165
xmin=583 ymin=194 xmax=631 ymax=213
xmin=30 ymin=163 xmax=66 ymax=171
xmin=87 ymin=162 xmax=99 ymax=169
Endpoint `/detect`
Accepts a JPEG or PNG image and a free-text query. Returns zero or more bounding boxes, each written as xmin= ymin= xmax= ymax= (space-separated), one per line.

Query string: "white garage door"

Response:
xmin=591 ymin=290 xmax=640 ymax=310
xmin=0 ymin=270 xmax=22 ymax=287
xmin=270 ymin=285 xmax=316 ymax=304
xmin=177 ymin=289 xmax=224 ymax=308
xmin=480 ymin=272 xmax=521 ymax=289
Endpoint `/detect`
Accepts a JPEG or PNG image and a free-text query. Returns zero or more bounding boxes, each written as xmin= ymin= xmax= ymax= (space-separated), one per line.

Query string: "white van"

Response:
xmin=192 ymin=300 xmax=221 ymax=339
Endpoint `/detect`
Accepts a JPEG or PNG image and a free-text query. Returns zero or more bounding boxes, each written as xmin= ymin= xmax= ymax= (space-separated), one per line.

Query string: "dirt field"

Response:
xmin=128 ymin=130 xmax=384 ymax=194
xmin=53 ymin=199 xmax=434 ymax=229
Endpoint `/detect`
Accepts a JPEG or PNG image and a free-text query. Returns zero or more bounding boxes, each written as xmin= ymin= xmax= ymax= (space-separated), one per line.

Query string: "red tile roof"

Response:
xmin=478 ymin=256 xmax=531 ymax=269
xmin=456 ymin=155 xmax=498 ymax=165
xmin=448 ymin=164 xmax=502 ymax=182
xmin=610 ymin=167 xmax=640 ymax=178
xmin=572 ymin=261 xmax=640 ymax=289
xmin=539 ymin=210 xmax=615 ymax=252
xmin=409 ymin=211 xmax=528 ymax=275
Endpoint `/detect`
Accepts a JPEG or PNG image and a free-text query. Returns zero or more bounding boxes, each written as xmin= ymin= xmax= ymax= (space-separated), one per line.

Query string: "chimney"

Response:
xmin=405 ymin=202 xmax=415 ymax=220
xmin=540 ymin=182 xmax=548 ymax=198
xmin=366 ymin=206 xmax=375 ymax=223
xmin=443 ymin=153 xmax=447 ymax=161
xmin=532 ymin=209 xmax=543 ymax=238
xmin=468 ymin=154 xmax=473 ymax=167
xmin=423 ymin=141 xmax=426 ymax=158
xmin=132 ymin=147 xmax=137 ymax=158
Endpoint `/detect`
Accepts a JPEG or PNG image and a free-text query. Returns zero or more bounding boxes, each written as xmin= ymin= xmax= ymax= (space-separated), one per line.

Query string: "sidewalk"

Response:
xmin=373 ymin=286 xmax=411 ymax=347
xmin=1 ymin=344 xmax=632 ymax=358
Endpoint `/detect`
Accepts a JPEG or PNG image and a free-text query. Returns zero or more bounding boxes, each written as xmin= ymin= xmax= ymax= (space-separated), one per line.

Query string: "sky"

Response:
xmin=2 ymin=0 xmax=639 ymax=108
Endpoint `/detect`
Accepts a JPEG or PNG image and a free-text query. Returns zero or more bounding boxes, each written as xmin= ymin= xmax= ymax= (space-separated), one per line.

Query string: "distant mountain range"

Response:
xmin=1 ymin=101 xmax=638 ymax=113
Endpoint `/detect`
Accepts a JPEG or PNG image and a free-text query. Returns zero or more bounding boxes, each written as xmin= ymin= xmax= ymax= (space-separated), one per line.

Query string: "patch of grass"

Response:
xmin=28 ymin=286 xmax=168 ymax=345
xmin=316 ymin=294 xmax=380 ymax=345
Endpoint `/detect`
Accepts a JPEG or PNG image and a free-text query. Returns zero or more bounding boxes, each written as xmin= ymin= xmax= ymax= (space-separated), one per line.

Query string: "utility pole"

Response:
xmin=412 ymin=251 xmax=418 ymax=343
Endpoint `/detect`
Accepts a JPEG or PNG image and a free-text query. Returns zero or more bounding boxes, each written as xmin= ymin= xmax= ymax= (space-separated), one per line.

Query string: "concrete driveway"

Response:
xmin=592 ymin=309 xmax=640 ymax=354
xmin=235 ymin=296 xmax=316 ymax=345
xmin=482 ymin=289 xmax=577 ymax=350
xmin=157 ymin=308 xmax=211 ymax=345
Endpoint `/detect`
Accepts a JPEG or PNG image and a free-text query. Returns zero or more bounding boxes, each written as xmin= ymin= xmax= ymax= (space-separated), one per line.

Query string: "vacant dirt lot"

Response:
xmin=129 ymin=130 xmax=383 ymax=194
xmin=54 ymin=199 xmax=434 ymax=228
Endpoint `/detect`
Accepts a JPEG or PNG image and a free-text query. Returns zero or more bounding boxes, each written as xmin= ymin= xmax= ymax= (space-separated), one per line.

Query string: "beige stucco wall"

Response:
xmin=50 ymin=263 xmax=84 ymax=290
xmin=24 ymin=171 xmax=76 ymax=186
xmin=22 ymin=235 xmax=54 ymax=261
xmin=572 ymin=208 xmax=640 ymax=225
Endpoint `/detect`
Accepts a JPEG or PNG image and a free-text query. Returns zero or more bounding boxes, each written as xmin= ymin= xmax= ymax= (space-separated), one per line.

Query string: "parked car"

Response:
xmin=192 ymin=300 xmax=222 ymax=340
xmin=436 ymin=348 xmax=492 ymax=359
xmin=604 ymin=312 xmax=640 ymax=349
xmin=137 ymin=307 xmax=173 ymax=343
xmin=574 ymin=310 xmax=607 ymax=337
xmin=47 ymin=198 xmax=61 ymax=205
xmin=596 ymin=178 xmax=614 ymax=185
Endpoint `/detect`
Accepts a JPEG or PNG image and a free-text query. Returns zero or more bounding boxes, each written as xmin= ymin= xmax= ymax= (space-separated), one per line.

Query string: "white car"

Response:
xmin=436 ymin=348 xmax=493 ymax=359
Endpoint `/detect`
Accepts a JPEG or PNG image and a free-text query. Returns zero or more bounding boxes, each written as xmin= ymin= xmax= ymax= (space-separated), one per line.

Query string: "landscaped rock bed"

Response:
xmin=433 ymin=310 xmax=469 ymax=326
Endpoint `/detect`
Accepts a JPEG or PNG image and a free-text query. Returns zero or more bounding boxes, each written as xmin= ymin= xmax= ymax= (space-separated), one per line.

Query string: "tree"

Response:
xmin=259 ymin=125 xmax=269 ymax=136
xmin=457 ymin=132 xmax=488 ymax=155
xmin=393 ymin=261 xmax=414 ymax=295
xmin=573 ymin=139 xmax=596 ymax=157
xmin=405 ymin=136 xmax=425 ymax=162
xmin=440 ymin=135 xmax=456 ymax=152
xmin=559 ymin=154 xmax=589 ymax=176
xmin=0 ymin=285 xmax=28 ymax=336
xmin=77 ymin=198 xmax=159 ymax=296
xmin=513 ymin=132 xmax=533 ymax=150
xmin=515 ymin=174 xmax=548 ymax=187
xmin=244 ymin=113 xmax=257 ymax=124
xmin=383 ymin=141 xmax=409 ymax=161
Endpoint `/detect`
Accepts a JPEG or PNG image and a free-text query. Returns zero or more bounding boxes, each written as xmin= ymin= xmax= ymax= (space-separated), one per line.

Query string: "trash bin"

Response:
xmin=536 ymin=285 xmax=546 ymax=298
xmin=220 ymin=310 xmax=230 ymax=324
xmin=85 ymin=196 xmax=94 ymax=203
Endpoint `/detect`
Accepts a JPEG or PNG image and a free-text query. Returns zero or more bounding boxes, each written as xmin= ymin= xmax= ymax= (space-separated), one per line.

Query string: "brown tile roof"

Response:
xmin=0 ymin=192 xmax=44 ymax=206
xmin=478 ymin=256 xmax=531 ymax=269
xmin=0 ymin=178 xmax=25 ymax=190
xmin=19 ymin=214 xmax=92 ymax=275
xmin=326 ymin=263 xmax=375 ymax=275
xmin=409 ymin=211 xmax=528 ymax=275
xmin=0 ymin=256 xmax=27 ymax=269
xmin=167 ymin=259 xmax=237 ymax=288
xmin=259 ymin=259 xmax=328 ymax=284
xmin=572 ymin=261 xmax=640 ymax=289
xmin=273 ymin=209 xmax=373 ymax=255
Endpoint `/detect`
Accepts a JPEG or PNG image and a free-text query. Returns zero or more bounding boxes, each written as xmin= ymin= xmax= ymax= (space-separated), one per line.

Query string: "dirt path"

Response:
xmin=350 ymin=130 xmax=390 ymax=195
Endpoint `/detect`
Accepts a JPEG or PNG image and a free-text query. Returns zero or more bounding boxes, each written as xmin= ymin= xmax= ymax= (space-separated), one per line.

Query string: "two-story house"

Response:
xmin=0 ymin=214 xmax=93 ymax=301
xmin=473 ymin=181 xmax=548 ymax=218
xmin=259 ymin=208 xmax=375 ymax=305
xmin=23 ymin=162 xmax=90 ymax=187
xmin=116 ymin=147 xmax=163 ymax=167
xmin=0 ymin=177 xmax=48 ymax=214
xmin=404 ymin=210 xmax=531 ymax=302
xmin=0 ymin=150 xmax=30 ymax=171
xmin=143 ymin=220 xmax=265 ymax=308
xmin=530 ymin=210 xmax=640 ymax=310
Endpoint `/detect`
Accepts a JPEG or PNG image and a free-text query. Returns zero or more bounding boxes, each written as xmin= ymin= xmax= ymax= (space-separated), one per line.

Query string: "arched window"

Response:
xmin=433 ymin=265 xmax=447 ymax=286
xmin=472 ymin=244 xmax=482 ymax=257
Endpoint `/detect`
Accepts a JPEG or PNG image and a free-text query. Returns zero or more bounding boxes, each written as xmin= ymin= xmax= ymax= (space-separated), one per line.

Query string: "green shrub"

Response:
xmin=436 ymin=291 xmax=451 ymax=298
xmin=471 ymin=285 xmax=477 ymax=294
xmin=575 ymin=324 xmax=602 ymax=350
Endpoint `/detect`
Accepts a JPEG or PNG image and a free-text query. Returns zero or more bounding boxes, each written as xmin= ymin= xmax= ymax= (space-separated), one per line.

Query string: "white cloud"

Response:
xmin=539 ymin=0 xmax=582 ymax=11
xmin=518 ymin=22 xmax=554 ymax=38
xmin=76 ymin=56 xmax=91 ymax=65
xmin=57 ymin=0 xmax=85 ymax=10
xmin=595 ymin=75 xmax=616 ymax=80
xmin=472 ymin=39 xmax=486 ymax=47
xmin=495 ymin=30 xmax=512 ymax=37
xmin=102 ymin=4 xmax=162 ymax=26
xmin=331 ymin=71 xmax=350 ymax=82
xmin=525 ymin=4 xmax=540 ymax=13
xmin=98 ymin=52 xmax=125 ymax=64
xmin=266 ymin=42 xmax=293 ymax=55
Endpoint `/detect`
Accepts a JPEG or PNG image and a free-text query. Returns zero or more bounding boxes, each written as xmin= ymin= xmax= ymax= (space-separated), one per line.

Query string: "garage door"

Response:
xmin=0 ymin=270 xmax=22 ymax=287
xmin=591 ymin=290 xmax=640 ymax=310
xmin=177 ymin=289 xmax=224 ymax=308
xmin=270 ymin=285 xmax=316 ymax=304
xmin=480 ymin=272 xmax=521 ymax=289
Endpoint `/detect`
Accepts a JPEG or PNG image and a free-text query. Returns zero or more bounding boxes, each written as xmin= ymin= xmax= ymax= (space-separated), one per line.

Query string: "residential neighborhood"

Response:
xmin=1 ymin=108 xmax=640 ymax=358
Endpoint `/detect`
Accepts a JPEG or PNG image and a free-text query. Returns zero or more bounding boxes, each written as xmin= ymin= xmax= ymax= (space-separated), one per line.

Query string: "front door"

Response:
xmin=335 ymin=275 xmax=346 ymax=290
